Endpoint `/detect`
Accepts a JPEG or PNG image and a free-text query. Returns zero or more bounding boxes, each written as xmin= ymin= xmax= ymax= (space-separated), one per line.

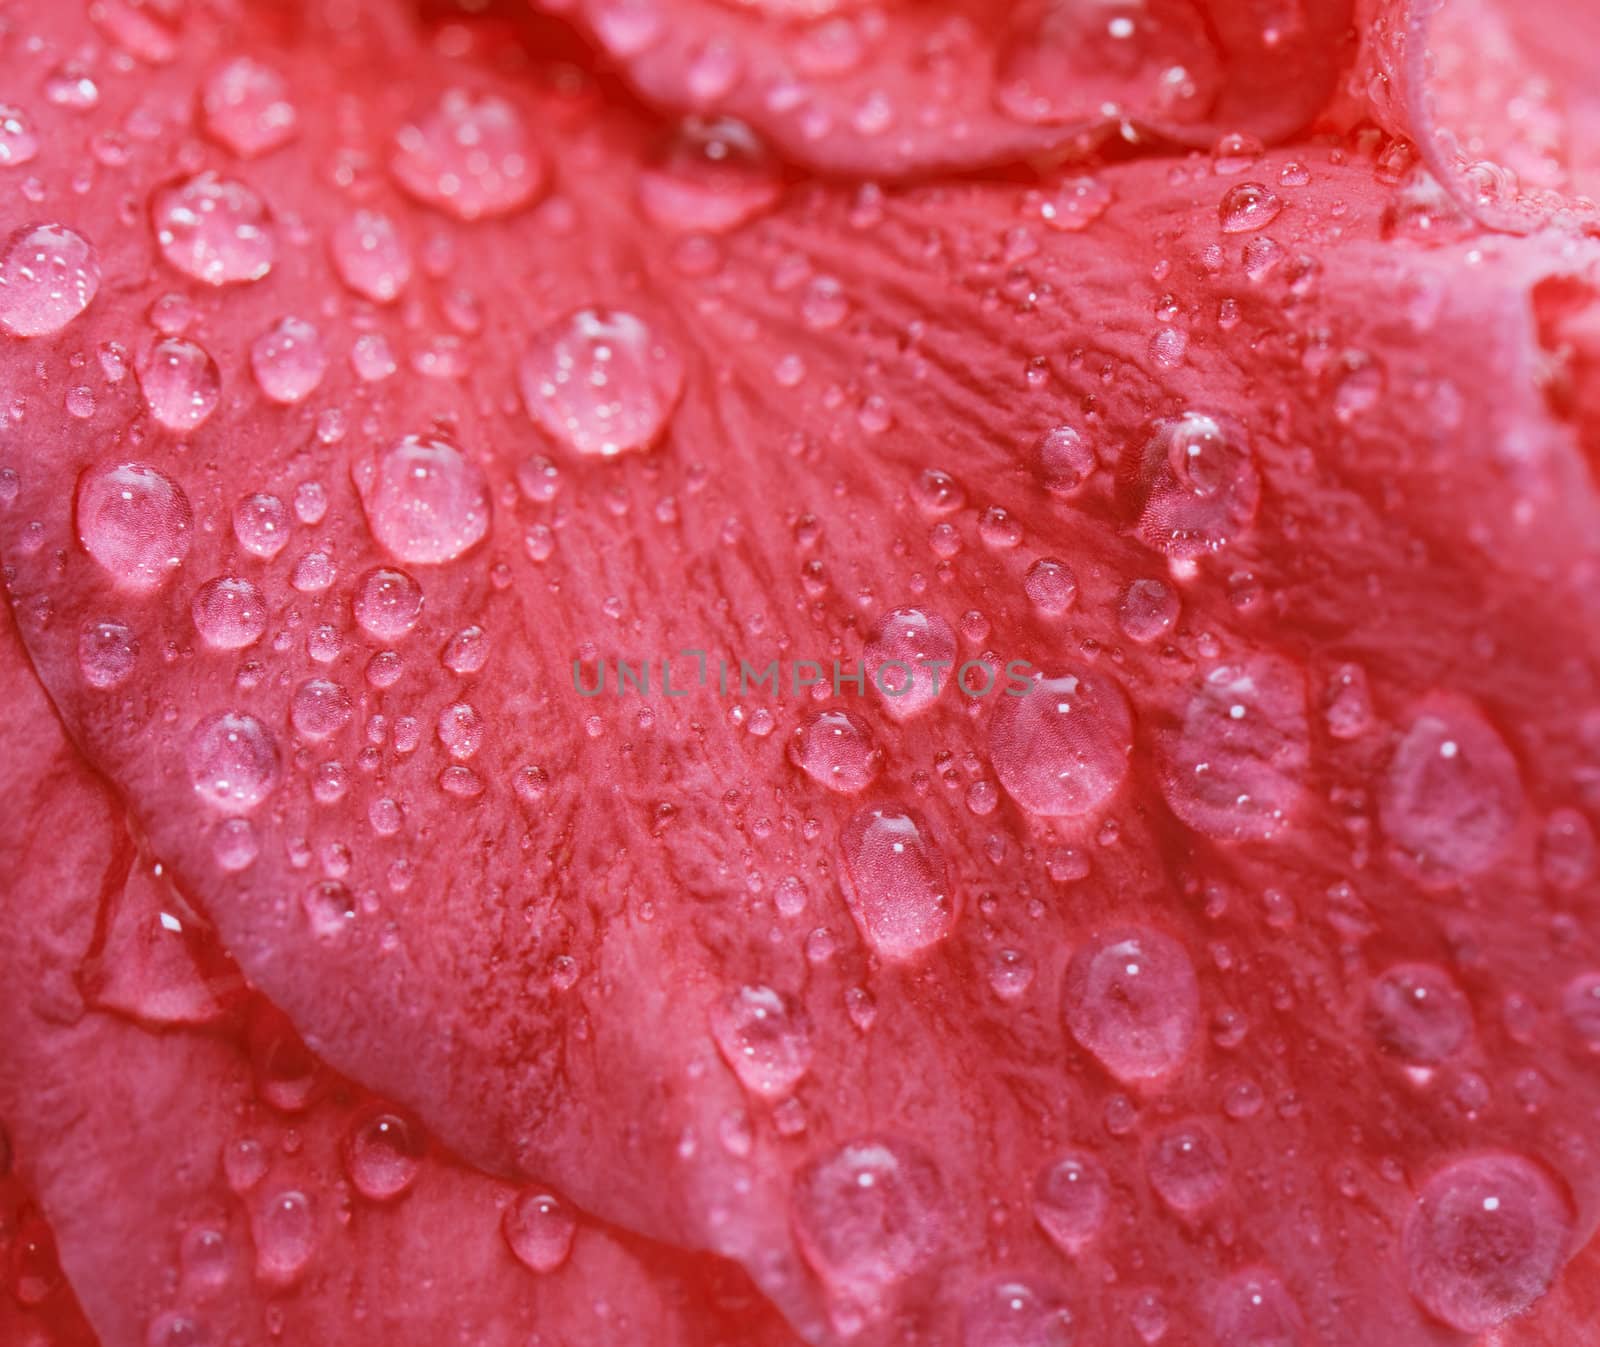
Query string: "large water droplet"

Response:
xmin=391 ymin=89 xmax=542 ymax=221
xmin=961 ymin=1279 xmax=1075 ymax=1347
xmin=1211 ymin=1268 xmax=1303 ymax=1347
xmin=1403 ymin=1153 xmax=1570 ymax=1333
xmin=518 ymin=309 xmax=685 ymax=457
xmin=1063 ymin=926 xmax=1199 ymax=1085
xmin=989 ymin=668 xmax=1133 ymax=817
xmin=838 ymin=803 xmax=956 ymax=961
xmin=191 ymin=576 xmax=266 ymax=650
xmin=1158 ymin=654 xmax=1309 ymax=842
xmin=75 ymin=461 xmax=193 ymax=592
xmin=638 ymin=116 xmax=781 ymax=233
xmin=709 ymin=984 xmax=813 ymax=1099
xmin=1145 ymin=1119 xmax=1227 ymax=1215
xmin=1033 ymin=1153 xmax=1110 ymax=1256
xmin=187 ymin=713 xmax=279 ymax=814
xmin=1121 ymin=412 xmax=1259 ymax=559
xmin=330 ymin=209 xmax=412 ymax=304
xmin=1367 ymin=963 xmax=1470 ymax=1065
xmin=354 ymin=567 xmax=424 ymax=641
xmin=1379 ymin=696 xmax=1523 ymax=882
xmin=251 ymin=317 xmax=326 ymax=404
xmin=0 ymin=223 xmax=100 ymax=336
xmin=790 ymin=1139 xmax=945 ymax=1303
xmin=863 ymin=607 xmax=958 ymax=720
xmin=503 ymin=1188 xmax=577 ymax=1274
xmin=79 ymin=618 xmax=139 ymax=688
xmin=353 ymin=436 xmax=490 ymax=565
xmin=789 ymin=708 xmax=882 ymax=794
xmin=344 ymin=1112 xmax=424 ymax=1201
xmin=252 ymin=1189 xmax=317 ymax=1284
xmin=139 ymin=338 xmax=221 ymax=432
xmin=201 ymin=57 xmax=297 ymax=158
xmin=151 ymin=172 xmax=274 ymax=285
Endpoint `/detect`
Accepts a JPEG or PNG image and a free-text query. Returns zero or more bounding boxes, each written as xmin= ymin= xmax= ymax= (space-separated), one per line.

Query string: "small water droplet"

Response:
xmin=1367 ymin=963 xmax=1470 ymax=1065
xmin=391 ymin=89 xmax=543 ymax=221
xmin=252 ymin=1189 xmax=317 ymax=1284
xmin=79 ymin=618 xmax=139 ymax=688
xmin=75 ymin=461 xmax=193 ymax=591
xmin=789 ymin=708 xmax=882 ymax=794
xmin=1145 ymin=1119 xmax=1228 ymax=1214
xmin=0 ymin=105 xmax=40 ymax=168
xmin=251 ymin=316 xmax=326 ymax=404
xmin=1211 ymin=1268 xmax=1303 ymax=1346
xmin=290 ymin=677 xmax=353 ymax=740
xmin=139 ymin=338 xmax=221 ymax=432
xmin=353 ymin=435 xmax=491 ymax=565
xmin=1063 ymin=926 xmax=1199 ymax=1084
xmin=837 ymin=803 xmax=956 ymax=961
xmin=1033 ymin=1152 xmax=1109 ymax=1255
xmin=187 ymin=712 xmax=279 ymax=814
xmin=961 ymin=1279 xmax=1075 ymax=1347
xmin=709 ymin=984 xmax=813 ymax=1098
xmin=1219 ymin=182 xmax=1283 ymax=233
xmin=639 ymin=116 xmax=781 ymax=233
xmin=354 ymin=567 xmax=424 ymax=641
xmin=864 ymin=606 xmax=957 ymax=720
xmin=151 ymin=171 xmax=274 ymax=285
xmin=503 ymin=1188 xmax=577 ymax=1274
xmin=201 ymin=57 xmax=297 ymax=158
xmin=330 ymin=209 xmax=412 ymax=303
xmin=191 ymin=576 xmax=267 ymax=650
xmin=1122 ymin=412 xmax=1259 ymax=558
xmin=0 ymin=223 xmax=100 ymax=336
xmin=344 ymin=1112 xmax=425 ymax=1201
xmin=233 ymin=491 xmax=290 ymax=558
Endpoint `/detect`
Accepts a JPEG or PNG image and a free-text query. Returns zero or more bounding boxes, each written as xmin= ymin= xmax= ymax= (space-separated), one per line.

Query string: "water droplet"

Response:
xmin=709 ymin=984 xmax=813 ymax=1098
xmin=391 ymin=89 xmax=542 ymax=221
xmin=790 ymin=708 xmax=882 ymax=794
xmin=1367 ymin=964 xmax=1470 ymax=1065
xmin=191 ymin=576 xmax=266 ymax=650
xmin=151 ymin=171 xmax=274 ymax=285
xmin=1063 ymin=926 xmax=1199 ymax=1084
xmin=1540 ymin=808 xmax=1596 ymax=892
xmin=437 ymin=701 xmax=483 ymax=759
xmin=1211 ymin=1268 xmax=1303 ymax=1346
xmin=518 ymin=309 xmax=685 ymax=457
xmin=233 ymin=492 xmax=290 ymax=558
xmin=75 ymin=461 xmax=193 ymax=592
xmin=139 ymin=338 xmax=221 ymax=432
xmin=1379 ymin=696 xmax=1523 ymax=882
xmin=354 ymin=567 xmax=424 ymax=641
xmin=503 ymin=1188 xmax=577 ymax=1273
xmin=1561 ymin=973 xmax=1600 ymax=1051
xmin=302 ymin=879 xmax=356 ymax=937
xmin=1118 ymin=579 xmax=1179 ymax=643
xmin=1035 ymin=175 xmax=1115 ymax=232
xmin=79 ymin=619 xmax=139 ymax=688
xmin=201 ymin=57 xmax=297 ymax=158
xmin=790 ymin=1139 xmax=945 ymax=1303
xmin=961 ymin=1279 xmax=1075 ymax=1347
xmin=1038 ymin=425 xmax=1095 ymax=495
xmin=343 ymin=1112 xmax=424 ymax=1201
xmin=911 ymin=467 xmax=966 ymax=515
xmin=213 ymin=817 xmax=258 ymax=872
xmin=639 ymin=116 xmax=781 ymax=233
xmin=330 ymin=209 xmax=412 ymax=303
xmin=1122 ymin=412 xmax=1259 ymax=559
xmin=187 ymin=713 xmax=279 ymax=814
xmin=290 ymin=677 xmax=352 ymax=740
xmin=1033 ymin=1153 xmax=1110 ymax=1255
xmin=252 ymin=1189 xmax=317 ymax=1284
xmin=353 ymin=435 xmax=491 ymax=565
xmin=1158 ymin=655 xmax=1309 ymax=842
xmin=224 ymin=1135 xmax=268 ymax=1191
xmin=1219 ymin=182 xmax=1283 ymax=233
xmin=0 ymin=223 xmax=100 ymax=335
xmin=251 ymin=317 xmax=326 ymax=404
xmin=0 ymin=105 xmax=40 ymax=168
xmin=1403 ymin=1153 xmax=1570 ymax=1333
xmin=990 ymin=668 xmax=1134 ymax=817
xmin=864 ymin=606 xmax=957 ymax=720
xmin=1145 ymin=1119 xmax=1227 ymax=1215
xmin=1324 ymin=662 xmax=1373 ymax=739
xmin=443 ymin=625 xmax=489 ymax=674
xmin=1024 ymin=558 xmax=1078 ymax=615
xmin=837 ymin=803 xmax=956 ymax=961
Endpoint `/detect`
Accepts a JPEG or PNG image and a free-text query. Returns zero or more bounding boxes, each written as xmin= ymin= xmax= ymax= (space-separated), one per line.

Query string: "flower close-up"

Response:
xmin=1 ymin=1 xmax=1599 ymax=1344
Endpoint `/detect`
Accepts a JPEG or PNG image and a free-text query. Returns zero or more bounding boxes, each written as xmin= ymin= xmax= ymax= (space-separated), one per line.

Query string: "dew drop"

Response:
xmin=0 ymin=105 xmax=40 ymax=168
xmin=191 ymin=576 xmax=266 ymax=650
xmin=1211 ymin=1268 xmax=1303 ymax=1347
xmin=1063 ymin=926 xmax=1199 ymax=1084
xmin=290 ymin=677 xmax=353 ymax=740
xmin=302 ymin=879 xmax=356 ymax=938
xmin=151 ymin=172 xmax=274 ymax=285
xmin=1122 ymin=412 xmax=1259 ymax=559
xmin=233 ymin=491 xmax=290 ymax=558
xmin=139 ymin=338 xmax=221 ymax=432
xmin=1038 ymin=425 xmax=1095 ymax=495
xmin=638 ymin=116 xmax=781 ymax=233
xmin=0 ymin=223 xmax=100 ymax=336
xmin=863 ymin=606 xmax=957 ymax=720
xmin=1118 ymin=579 xmax=1179 ymax=643
xmin=252 ymin=1189 xmax=316 ymax=1284
xmin=990 ymin=668 xmax=1134 ymax=817
xmin=837 ymin=803 xmax=956 ymax=962
xmin=201 ymin=57 xmax=297 ymax=158
xmin=1219 ymin=182 xmax=1283 ymax=233
xmin=503 ymin=1188 xmax=577 ymax=1274
xmin=187 ymin=713 xmax=279 ymax=814
xmin=709 ymin=984 xmax=813 ymax=1099
xmin=1033 ymin=1153 xmax=1110 ymax=1255
xmin=790 ymin=1139 xmax=945 ymax=1302
xmin=1367 ymin=963 xmax=1471 ymax=1065
xmin=391 ymin=89 xmax=542 ymax=221
xmin=330 ymin=209 xmax=412 ymax=304
xmin=442 ymin=625 xmax=489 ymax=674
xmin=1145 ymin=1119 xmax=1227 ymax=1215
xmin=1403 ymin=1153 xmax=1570 ymax=1333
xmin=518 ymin=308 xmax=685 ymax=457
xmin=344 ymin=1112 xmax=424 ymax=1201
xmin=75 ymin=461 xmax=193 ymax=592
xmin=1379 ymin=696 xmax=1523 ymax=882
xmin=1158 ymin=654 xmax=1309 ymax=842
xmin=1561 ymin=973 xmax=1600 ymax=1051
xmin=1024 ymin=558 xmax=1078 ymax=615
xmin=251 ymin=317 xmax=326 ymax=404
xmin=960 ymin=1279 xmax=1075 ymax=1347
xmin=354 ymin=567 xmax=424 ymax=641
xmin=789 ymin=708 xmax=882 ymax=794
xmin=79 ymin=618 xmax=138 ymax=688
xmin=353 ymin=435 xmax=491 ymax=565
